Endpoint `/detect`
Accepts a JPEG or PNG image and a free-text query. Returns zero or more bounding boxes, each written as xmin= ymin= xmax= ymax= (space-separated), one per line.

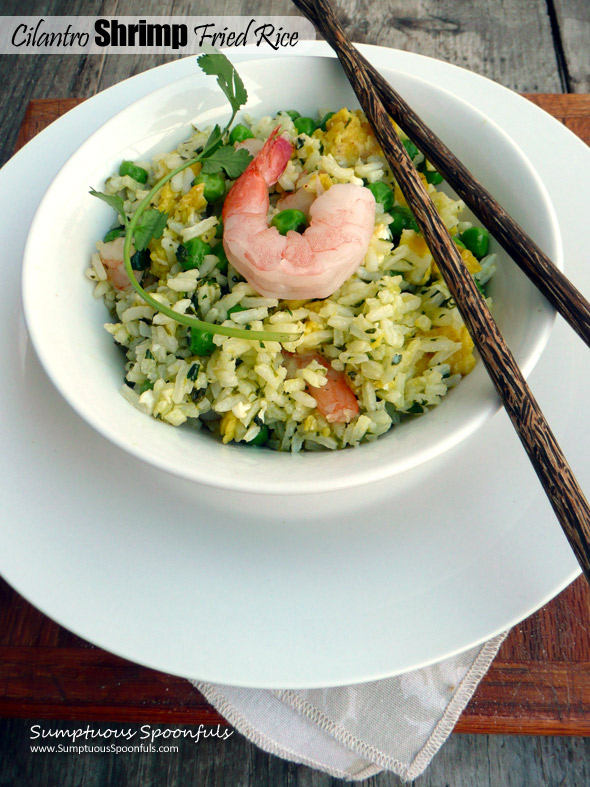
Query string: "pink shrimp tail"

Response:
xmin=251 ymin=127 xmax=292 ymax=185
xmin=222 ymin=128 xmax=292 ymax=223
xmin=285 ymin=352 xmax=359 ymax=424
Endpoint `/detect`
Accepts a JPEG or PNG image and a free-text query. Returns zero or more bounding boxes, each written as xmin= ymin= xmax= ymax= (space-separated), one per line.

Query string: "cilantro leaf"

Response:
xmin=201 ymin=146 xmax=252 ymax=179
xmin=197 ymin=53 xmax=247 ymax=115
xmin=203 ymin=124 xmax=223 ymax=154
xmin=89 ymin=189 xmax=128 ymax=226
xmin=133 ymin=209 xmax=168 ymax=251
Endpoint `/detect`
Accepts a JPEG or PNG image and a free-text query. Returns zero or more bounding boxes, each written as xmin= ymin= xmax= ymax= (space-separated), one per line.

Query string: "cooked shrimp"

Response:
xmin=275 ymin=186 xmax=316 ymax=219
xmin=285 ymin=351 xmax=359 ymax=424
xmin=222 ymin=129 xmax=376 ymax=299
xmin=97 ymin=236 xmax=139 ymax=291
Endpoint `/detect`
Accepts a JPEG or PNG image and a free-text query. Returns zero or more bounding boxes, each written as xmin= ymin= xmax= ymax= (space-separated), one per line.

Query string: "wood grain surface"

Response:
xmin=553 ymin=0 xmax=590 ymax=92
xmin=2 ymin=574 xmax=590 ymax=736
xmin=2 ymin=94 xmax=590 ymax=737
xmin=0 ymin=0 xmax=573 ymax=171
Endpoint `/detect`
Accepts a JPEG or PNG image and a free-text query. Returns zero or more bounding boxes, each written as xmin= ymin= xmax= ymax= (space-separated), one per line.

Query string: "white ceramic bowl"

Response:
xmin=22 ymin=56 xmax=561 ymax=494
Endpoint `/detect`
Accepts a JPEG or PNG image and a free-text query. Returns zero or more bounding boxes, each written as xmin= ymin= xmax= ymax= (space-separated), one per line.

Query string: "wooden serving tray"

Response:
xmin=2 ymin=96 xmax=590 ymax=736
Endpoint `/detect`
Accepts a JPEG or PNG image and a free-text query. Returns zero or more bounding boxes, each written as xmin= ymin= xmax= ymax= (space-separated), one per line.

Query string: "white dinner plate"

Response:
xmin=0 ymin=42 xmax=586 ymax=688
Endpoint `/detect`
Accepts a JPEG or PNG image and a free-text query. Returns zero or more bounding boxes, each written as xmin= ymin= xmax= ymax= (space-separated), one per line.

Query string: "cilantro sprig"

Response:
xmin=132 ymin=209 xmax=168 ymax=251
xmin=201 ymin=146 xmax=253 ymax=179
xmin=197 ymin=52 xmax=248 ymax=124
xmin=90 ymin=53 xmax=299 ymax=345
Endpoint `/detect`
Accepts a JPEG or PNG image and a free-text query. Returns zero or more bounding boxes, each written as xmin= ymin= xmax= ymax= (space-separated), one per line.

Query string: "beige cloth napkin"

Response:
xmin=194 ymin=632 xmax=506 ymax=781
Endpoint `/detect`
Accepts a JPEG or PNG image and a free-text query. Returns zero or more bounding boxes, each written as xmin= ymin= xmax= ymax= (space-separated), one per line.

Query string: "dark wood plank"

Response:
xmin=333 ymin=0 xmax=562 ymax=92
xmin=552 ymin=0 xmax=590 ymax=92
xmin=0 ymin=0 xmax=567 ymax=170
xmin=90 ymin=0 xmax=564 ymax=96
xmin=5 ymin=716 xmax=590 ymax=787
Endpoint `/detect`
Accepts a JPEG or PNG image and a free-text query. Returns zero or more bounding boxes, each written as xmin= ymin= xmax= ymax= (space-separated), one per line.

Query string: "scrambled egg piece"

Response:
xmin=157 ymin=179 xmax=206 ymax=223
xmin=458 ymin=246 xmax=481 ymax=275
xmin=405 ymin=231 xmax=429 ymax=258
xmin=394 ymin=184 xmax=406 ymax=207
xmin=303 ymin=415 xmax=318 ymax=432
xmin=320 ymin=108 xmax=381 ymax=166
xmin=431 ymin=244 xmax=481 ymax=276
xmin=283 ymin=299 xmax=309 ymax=310
xmin=303 ymin=320 xmax=321 ymax=336
xmin=405 ymin=231 xmax=481 ymax=276
xmin=157 ymin=182 xmax=177 ymax=214
xmin=427 ymin=324 xmax=476 ymax=376
xmin=220 ymin=412 xmax=238 ymax=444
xmin=173 ymin=182 xmax=206 ymax=223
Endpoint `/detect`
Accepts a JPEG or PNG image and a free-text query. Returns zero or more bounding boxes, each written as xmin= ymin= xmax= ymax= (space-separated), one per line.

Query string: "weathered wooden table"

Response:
xmin=1 ymin=1 xmax=590 ymax=785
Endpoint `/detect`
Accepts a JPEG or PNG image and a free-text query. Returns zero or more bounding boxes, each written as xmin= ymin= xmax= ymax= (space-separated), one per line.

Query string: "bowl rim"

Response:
xmin=21 ymin=55 xmax=562 ymax=495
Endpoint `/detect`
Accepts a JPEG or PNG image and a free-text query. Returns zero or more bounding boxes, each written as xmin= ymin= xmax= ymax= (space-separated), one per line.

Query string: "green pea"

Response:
xmin=214 ymin=245 xmax=229 ymax=273
xmin=366 ymin=182 xmax=394 ymax=213
xmin=389 ymin=205 xmax=419 ymax=238
xmin=176 ymin=237 xmax=212 ymax=270
xmin=103 ymin=225 xmax=125 ymax=243
xmin=285 ymin=110 xmax=301 ymax=121
xmin=229 ymin=124 xmax=254 ymax=145
xmin=294 ymin=117 xmax=317 ymax=137
xmin=249 ymin=425 xmax=269 ymax=446
xmin=130 ymin=249 xmax=151 ymax=271
xmin=215 ymin=219 xmax=224 ymax=239
xmin=189 ymin=327 xmax=216 ymax=356
xmin=119 ymin=160 xmax=149 ymax=184
xmin=227 ymin=303 xmax=247 ymax=317
xmin=402 ymin=138 xmax=419 ymax=160
xmin=453 ymin=236 xmax=466 ymax=249
xmin=192 ymin=172 xmax=226 ymax=203
xmin=422 ymin=166 xmax=443 ymax=185
xmin=271 ymin=209 xmax=307 ymax=236
xmin=459 ymin=227 xmax=490 ymax=259
xmin=319 ymin=111 xmax=335 ymax=131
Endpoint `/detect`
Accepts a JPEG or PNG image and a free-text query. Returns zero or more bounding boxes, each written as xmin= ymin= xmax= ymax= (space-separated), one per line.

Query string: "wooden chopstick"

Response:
xmin=295 ymin=0 xmax=590 ymax=350
xmin=293 ymin=0 xmax=590 ymax=584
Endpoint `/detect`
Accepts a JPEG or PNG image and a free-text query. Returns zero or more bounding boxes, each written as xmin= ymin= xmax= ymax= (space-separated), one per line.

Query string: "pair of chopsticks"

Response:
xmin=293 ymin=0 xmax=590 ymax=584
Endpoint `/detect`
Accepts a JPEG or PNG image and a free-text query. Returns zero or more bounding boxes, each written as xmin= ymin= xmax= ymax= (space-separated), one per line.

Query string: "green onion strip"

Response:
xmin=122 ymin=153 xmax=299 ymax=344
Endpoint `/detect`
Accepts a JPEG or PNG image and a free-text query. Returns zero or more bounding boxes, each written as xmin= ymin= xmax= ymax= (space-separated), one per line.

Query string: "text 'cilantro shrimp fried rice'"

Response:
xmin=87 ymin=105 xmax=496 ymax=452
